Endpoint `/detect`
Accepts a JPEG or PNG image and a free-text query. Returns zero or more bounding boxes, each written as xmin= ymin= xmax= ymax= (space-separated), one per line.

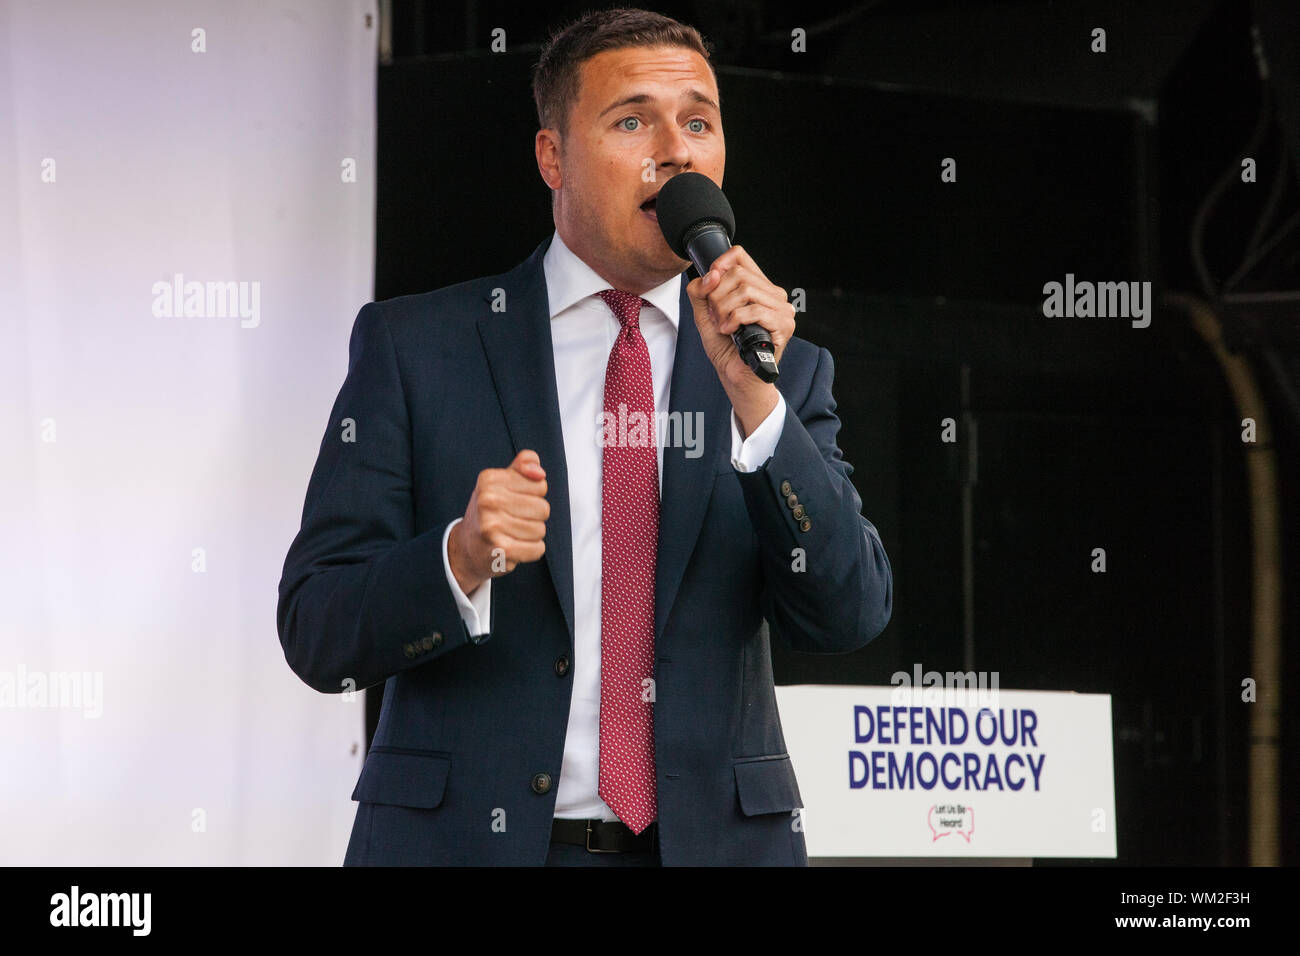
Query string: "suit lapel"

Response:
xmin=476 ymin=238 xmax=577 ymax=647
xmin=655 ymin=278 xmax=730 ymax=643
xmin=475 ymin=242 xmax=728 ymax=650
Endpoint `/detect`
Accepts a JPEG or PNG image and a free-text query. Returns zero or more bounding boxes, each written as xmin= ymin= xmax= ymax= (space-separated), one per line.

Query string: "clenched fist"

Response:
xmin=447 ymin=449 xmax=550 ymax=596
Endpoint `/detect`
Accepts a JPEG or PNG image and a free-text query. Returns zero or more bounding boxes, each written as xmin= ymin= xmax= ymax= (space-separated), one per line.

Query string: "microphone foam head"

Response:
xmin=656 ymin=172 xmax=735 ymax=259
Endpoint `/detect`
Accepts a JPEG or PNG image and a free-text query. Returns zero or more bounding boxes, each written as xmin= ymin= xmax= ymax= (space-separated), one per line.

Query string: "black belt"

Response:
xmin=551 ymin=818 xmax=657 ymax=853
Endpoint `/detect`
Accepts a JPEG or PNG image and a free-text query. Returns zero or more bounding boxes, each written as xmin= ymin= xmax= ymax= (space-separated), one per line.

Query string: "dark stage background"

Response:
xmin=365 ymin=0 xmax=1300 ymax=866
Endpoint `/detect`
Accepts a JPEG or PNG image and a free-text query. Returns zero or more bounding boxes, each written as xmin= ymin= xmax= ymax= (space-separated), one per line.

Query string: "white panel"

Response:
xmin=776 ymin=685 xmax=1118 ymax=858
xmin=0 ymin=0 xmax=378 ymax=864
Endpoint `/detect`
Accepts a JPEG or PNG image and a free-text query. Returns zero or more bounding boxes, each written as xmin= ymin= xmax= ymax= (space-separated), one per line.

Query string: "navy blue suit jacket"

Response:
xmin=277 ymin=236 xmax=893 ymax=865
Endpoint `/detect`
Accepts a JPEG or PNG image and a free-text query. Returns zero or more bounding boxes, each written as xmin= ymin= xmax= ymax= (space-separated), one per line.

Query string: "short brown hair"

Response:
xmin=532 ymin=7 xmax=714 ymax=136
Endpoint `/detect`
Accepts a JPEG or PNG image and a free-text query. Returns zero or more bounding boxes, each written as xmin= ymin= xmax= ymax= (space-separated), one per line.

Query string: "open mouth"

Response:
xmin=640 ymin=195 xmax=658 ymax=219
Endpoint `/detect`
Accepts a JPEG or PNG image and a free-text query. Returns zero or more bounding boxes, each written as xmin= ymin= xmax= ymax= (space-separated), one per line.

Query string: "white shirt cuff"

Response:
xmin=442 ymin=518 xmax=490 ymax=636
xmin=730 ymin=392 xmax=786 ymax=473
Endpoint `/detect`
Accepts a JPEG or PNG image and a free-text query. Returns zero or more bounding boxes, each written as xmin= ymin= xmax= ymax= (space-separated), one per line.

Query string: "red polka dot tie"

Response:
xmin=596 ymin=288 xmax=658 ymax=834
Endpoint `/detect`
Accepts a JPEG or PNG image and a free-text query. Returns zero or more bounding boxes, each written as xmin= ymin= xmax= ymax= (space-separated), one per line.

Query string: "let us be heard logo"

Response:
xmin=928 ymin=803 xmax=974 ymax=843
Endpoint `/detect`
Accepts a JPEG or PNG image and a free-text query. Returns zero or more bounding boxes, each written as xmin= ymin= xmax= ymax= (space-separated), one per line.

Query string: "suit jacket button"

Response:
xmin=780 ymin=480 xmax=793 ymax=496
xmin=531 ymin=772 xmax=552 ymax=794
xmin=420 ymin=635 xmax=434 ymax=651
xmin=792 ymin=504 xmax=806 ymax=520
xmin=403 ymin=643 xmax=417 ymax=658
xmin=431 ymin=631 xmax=443 ymax=648
xmin=554 ymin=655 xmax=570 ymax=677
xmin=799 ymin=517 xmax=812 ymax=532
xmin=786 ymin=493 xmax=799 ymax=509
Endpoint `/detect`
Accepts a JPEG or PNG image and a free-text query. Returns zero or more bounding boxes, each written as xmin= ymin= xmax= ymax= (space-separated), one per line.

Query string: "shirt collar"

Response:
xmin=542 ymin=229 xmax=683 ymax=329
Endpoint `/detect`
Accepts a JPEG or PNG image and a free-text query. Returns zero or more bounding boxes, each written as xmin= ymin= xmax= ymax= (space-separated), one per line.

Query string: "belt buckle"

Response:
xmin=585 ymin=821 xmax=621 ymax=854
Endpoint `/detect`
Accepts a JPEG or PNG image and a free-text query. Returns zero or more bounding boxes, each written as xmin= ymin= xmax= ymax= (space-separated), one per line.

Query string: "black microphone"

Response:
xmin=656 ymin=172 xmax=780 ymax=383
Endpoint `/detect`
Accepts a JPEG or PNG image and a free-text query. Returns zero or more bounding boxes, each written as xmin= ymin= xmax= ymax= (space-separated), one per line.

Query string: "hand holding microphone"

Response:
xmin=656 ymin=172 xmax=793 ymax=385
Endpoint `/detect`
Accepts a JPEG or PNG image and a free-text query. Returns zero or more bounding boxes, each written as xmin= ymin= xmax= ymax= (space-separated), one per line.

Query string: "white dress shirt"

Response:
xmin=439 ymin=230 xmax=787 ymax=819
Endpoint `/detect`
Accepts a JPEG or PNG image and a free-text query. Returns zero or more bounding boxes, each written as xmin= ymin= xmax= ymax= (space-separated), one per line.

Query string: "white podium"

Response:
xmin=774 ymin=685 xmax=1117 ymax=864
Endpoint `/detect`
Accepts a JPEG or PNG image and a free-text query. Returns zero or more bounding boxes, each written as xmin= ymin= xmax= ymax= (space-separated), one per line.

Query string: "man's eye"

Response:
xmin=687 ymin=119 xmax=707 ymax=133
xmin=619 ymin=117 xmax=640 ymax=131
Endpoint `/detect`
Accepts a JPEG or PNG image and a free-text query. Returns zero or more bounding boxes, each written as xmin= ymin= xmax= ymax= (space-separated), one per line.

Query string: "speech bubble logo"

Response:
xmin=927 ymin=803 xmax=975 ymax=842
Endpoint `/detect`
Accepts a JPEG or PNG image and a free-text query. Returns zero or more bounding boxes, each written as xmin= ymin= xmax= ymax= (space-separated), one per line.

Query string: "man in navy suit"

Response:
xmin=277 ymin=7 xmax=892 ymax=866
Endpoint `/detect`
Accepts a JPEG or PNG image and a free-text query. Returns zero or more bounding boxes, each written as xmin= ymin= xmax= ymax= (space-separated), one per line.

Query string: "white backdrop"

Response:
xmin=0 ymin=0 xmax=376 ymax=864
